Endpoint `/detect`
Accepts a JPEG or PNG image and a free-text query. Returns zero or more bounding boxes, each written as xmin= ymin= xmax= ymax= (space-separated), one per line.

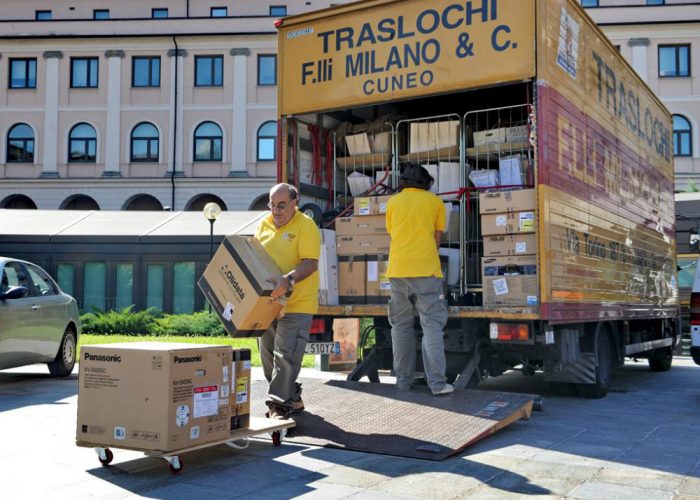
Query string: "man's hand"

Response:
xmin=267 ymin=275 xmax=290 ymax=299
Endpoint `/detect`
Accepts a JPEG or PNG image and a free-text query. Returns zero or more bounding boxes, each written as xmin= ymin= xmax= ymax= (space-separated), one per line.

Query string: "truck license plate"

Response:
xmin=305 ymin=342 xmax=340 ymax=355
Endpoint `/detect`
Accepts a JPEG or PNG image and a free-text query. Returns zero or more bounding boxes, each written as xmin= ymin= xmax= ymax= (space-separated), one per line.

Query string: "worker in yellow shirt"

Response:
xmin=385 ymin=163 xmax=453 ymax=395
xmin=255 ymin=183 xmax=321 ymax=418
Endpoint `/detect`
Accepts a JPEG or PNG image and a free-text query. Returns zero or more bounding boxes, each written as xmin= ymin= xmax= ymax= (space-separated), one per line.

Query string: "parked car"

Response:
xmin=0 ymin=257 xmax=80 ymax=376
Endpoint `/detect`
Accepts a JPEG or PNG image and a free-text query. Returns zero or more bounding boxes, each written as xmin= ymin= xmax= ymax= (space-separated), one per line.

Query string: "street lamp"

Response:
xmin=203 ymin=202 xmax=222 ymax=262
xmin=203 ymin=202 xmax=221 ymax=314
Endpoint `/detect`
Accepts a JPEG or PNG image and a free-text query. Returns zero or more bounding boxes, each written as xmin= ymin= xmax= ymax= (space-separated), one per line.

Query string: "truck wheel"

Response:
xmin=300 ymin=203 xmax=323 ymax=225
xmin=576 ymin=332 xmax=611 ymax=399
xmin=648 ymin=347 xmax=673 ymax=372
xmin=48 ymin=328 xmax=77 ymax=377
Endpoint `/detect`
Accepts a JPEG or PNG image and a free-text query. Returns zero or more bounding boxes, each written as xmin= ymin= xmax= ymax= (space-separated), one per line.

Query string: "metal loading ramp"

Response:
xmin=252 ymin=378 xmax=536 ymax=461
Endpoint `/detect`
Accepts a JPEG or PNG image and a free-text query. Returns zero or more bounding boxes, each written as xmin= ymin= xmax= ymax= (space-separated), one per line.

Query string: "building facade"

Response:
xmin=0 ymin=0 xmax=348 ymax=211
xmin=582 ymin=0 xmax=700 ymax=191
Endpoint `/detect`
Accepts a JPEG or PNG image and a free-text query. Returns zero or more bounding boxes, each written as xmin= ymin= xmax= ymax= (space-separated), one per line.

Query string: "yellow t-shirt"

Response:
xmin=385 ymin=188 xmax=445 ymax=278
xmin=255 ymin=209 xmax=321 ymax=314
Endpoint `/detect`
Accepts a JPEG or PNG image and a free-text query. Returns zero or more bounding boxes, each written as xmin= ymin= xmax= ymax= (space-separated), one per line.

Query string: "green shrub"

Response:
xmin=151 ymin=311 xmax=227 ymax=337
xmin=80 ymin=306 xmax=160 ymax=335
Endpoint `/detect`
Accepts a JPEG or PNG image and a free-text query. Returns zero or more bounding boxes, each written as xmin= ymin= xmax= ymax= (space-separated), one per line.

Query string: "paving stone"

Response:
xmin=568 ymin=481 xmax=673 ymax=500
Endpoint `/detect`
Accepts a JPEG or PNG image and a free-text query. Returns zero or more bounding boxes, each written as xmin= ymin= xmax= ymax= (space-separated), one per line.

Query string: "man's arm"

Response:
xmin=434 ymin=231 xmax=442 ymax=249
xmin=269 ymin=258 xmax=318 ymax=299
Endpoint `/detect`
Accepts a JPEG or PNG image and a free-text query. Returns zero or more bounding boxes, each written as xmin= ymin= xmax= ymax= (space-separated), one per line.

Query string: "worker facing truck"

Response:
xmin=386 ymin=164 xmax=453 ymax=395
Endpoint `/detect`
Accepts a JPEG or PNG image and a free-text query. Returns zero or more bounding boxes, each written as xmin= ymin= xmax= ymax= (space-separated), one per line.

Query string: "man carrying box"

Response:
xmin=255 ymin=183 xmax=321 ymax=419
xmin=386 ymin=164 xmax=453 ymax=396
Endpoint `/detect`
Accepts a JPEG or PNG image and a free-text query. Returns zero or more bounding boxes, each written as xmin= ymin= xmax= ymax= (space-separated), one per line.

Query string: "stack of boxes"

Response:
xmin=479 ymin=189 xmax=538 ymax=306
xmin=336 ymin=195 xmax=392 ymax=304
xmin=76 ymin=343 xmax=252 ymax=453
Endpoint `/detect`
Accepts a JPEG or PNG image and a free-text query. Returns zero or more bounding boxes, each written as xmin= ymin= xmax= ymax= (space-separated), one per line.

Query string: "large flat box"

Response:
xmin=338 ymin=255 xmax=366 ymax=304
xmin=347 ymin=172 xmax=373 ymax=198
xmin=483 ymin=234 xmax=538 ymax=257
xmin=479 ymin=188 xmax=535 ymax=214
xmin=439 ymin=247 xmax=460 ymax=286
xmin=230 ymin=348 xmax=251 ymax=431
xmin=366 ymin=254 xmax=391 ymax=304
xmin=319 ymin=229 xmax=339 ymax=306
xmin=481 ymin=211 xmax=535 ymax=235
xmin=76 ymin=342 xmax=233 ymax=452
xmin=473 ymin=125 xmax=528 ymax=147
xmin=482 ymin=255 xmax=538 ymax=307
xmin=198 ymin=235 xmax=283 ymax=337
xmin=410 ymin=120 xmax=460 ymax=154
xmin=442 ymin=203 xmax=460 ymax=243
xmin=469 ymin=169 xmax=499 ymax=188
xmin=498 ymin=155 xmax=529 ymax=187
xmin=371 ymin=131 xmax=392 ymax=154
xmin=345 ymin=133 xmax=372 ymax=156
xmin=336 ymin=234 xmax=391 ymax=255
xmin=425 ymin=161 xmax=461 ymax=199
xmin=335 ymin=215 xmax=387 ymax=236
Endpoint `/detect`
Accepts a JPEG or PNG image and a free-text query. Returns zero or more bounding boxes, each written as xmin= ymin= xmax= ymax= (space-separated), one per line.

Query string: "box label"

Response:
xmin=236 ymin=378 xmax=249 ymax=404
xmin=193 ymin=386 xmax=219 ymax=418
xmin=493 ymin=278 xmax=509 ymax=296
xmin=175 ymin=405 xmax=190 ymax=427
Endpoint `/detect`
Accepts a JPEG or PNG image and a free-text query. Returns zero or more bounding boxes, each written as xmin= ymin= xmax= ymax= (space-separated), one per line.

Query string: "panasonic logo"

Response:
xmin=174 ymin=355 xmax=202 ymax=364
xmin=84 ymin=352 xmax=122 ymax=362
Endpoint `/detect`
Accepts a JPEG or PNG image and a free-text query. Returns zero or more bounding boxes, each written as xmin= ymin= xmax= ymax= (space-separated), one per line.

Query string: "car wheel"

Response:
xmin=48 ymin=328 xmax=77 ymax=377
xmin=648 ymin=347 xmax=673 ymax=372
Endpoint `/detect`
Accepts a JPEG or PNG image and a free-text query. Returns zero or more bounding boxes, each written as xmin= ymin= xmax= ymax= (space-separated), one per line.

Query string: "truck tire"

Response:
xmin=648 ymin=347 xmax=673 ymax=372
xmin=576 ymin=332 xmax=611 ymax=399
xmin=300 ymin=203 xmax=323 ymax=225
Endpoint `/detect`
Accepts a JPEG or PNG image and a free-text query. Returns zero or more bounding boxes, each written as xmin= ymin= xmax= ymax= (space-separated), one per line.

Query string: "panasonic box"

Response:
xmin=76 ymin=342 xmax=233 ymax=452
xmin=199 ymin=235 xmax=283 ymax=337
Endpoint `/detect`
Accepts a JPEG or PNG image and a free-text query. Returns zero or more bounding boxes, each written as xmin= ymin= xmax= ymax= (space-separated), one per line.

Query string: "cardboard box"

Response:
xmin=345 ymin=133 xmax=372 ymax=156
xmin=424 ymin=162 xmax=461 ymax=199
xmin=371 ymin=131 xmax=392 ymax=154
xmin=473 ymin=125 xmax=529 ymax=147
xmin=442 ymin=203 xmax=460 ymax=243
xmin=335 ymin=215 xmax=387 ymax=236
xmin=409 ymin=120 xmax=460 ymax=153
xmin=338 ymin=255 xmax=366 ymax=304
xmin=482 ymin=255 xmax=538 ymax=306
xmin=366 ymin=254 xmax=391 ymax=304
xmin=439 ymin=247 xmax=460 ymax=286
xmin=483 ymin=233 xmax=538 ymax=256
xmin=76 ymin=342 xmax=233 ymax=452
xmin=498 ymin=155 xmax=529 ymax=186
xmin=347 ymin=172 xmax=373 ymax=198
xmin=230 ymin=348 xmax=251 ymax=431
xmin=318 ymin=229 xmax=339 ymax=305
xmin=479 ymin=188 xmax=536 ymax=214
xmin=198 ymin=235 xmax=283 ymax=337
xmin=336 ymin=234 xmax=391 ymax=255
xmin=481 ymin=211 xmax=535 ymax=235
xmin=354 ymin=195 xmax=393 ymax=216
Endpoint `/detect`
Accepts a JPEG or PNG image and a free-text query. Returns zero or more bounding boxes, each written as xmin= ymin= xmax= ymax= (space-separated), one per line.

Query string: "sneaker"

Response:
xmin=266 ymin=401 xmax=289 ymax=420
xmin=287 ymin=397 xmax=304 ymax=413
xmin=432 ymin=383 xmax=454 ymax=396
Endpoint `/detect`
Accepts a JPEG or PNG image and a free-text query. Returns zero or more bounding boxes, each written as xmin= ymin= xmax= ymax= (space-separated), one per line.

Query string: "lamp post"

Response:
xmin=203 ymin=202 xmax=221 ymax=313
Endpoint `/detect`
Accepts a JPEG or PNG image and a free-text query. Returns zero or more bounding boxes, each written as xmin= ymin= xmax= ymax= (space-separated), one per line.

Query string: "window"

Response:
xmin=7 ymin=123 xmax=35 ymax=163
xmin=258 ymin=54 xmax=277 ymax=85
xmin=55 ymin=264 xmax=74 ymax=296
xmin=195 ymin=56 xmax=223 ymax=86
xmin=132 ymin=56 xmax=160 ymax=87
xmin=580 ymin=0 xmax=598 ymax=6
xmin=211 ymin=7 xmax=227 ymax=17
xmin=152 ymin=8 xmax=168 ymax=18
xmin=69 ymin=123 xmax=97 ymax=162
xmin=26 ymin=264 xmax=57 ymax=296
xmin=9 ymin=58 xmax=37 ymax=89
xmin=146 ymin=264 xmax=164 ymax=311
xmin=131 ymin=122 xmax=159 ymax=162
xmin=659 ymin=45 xmax=690 ymax=77
xmin=71 ymin=57 xmax=99 ymax=88
xmin=257 ymin=121 xmax=277 ymax=161
xmin=35 ymin=10 xmax=52 ymax=20
xmin=194 ymin=122 xmax=223 ymax=161
xmin=1 ymin=262 xmax=31 ymax=294
xmin=83 ymin=262 xmax=106 ymax=311
xmin=270 ymin=5 xmax=288 ymax=16
xmin=115 ymin=264 xmax=134 ymax=310
xmin=673 ymin=115 xmax=692 ymax=157
xmin=173 ymin=262 xmax=195 ymax=314
xmin=647 ymin=0 xmax=664 ymax=5
xmin=93 ymin=9 xmax=109 ymax=20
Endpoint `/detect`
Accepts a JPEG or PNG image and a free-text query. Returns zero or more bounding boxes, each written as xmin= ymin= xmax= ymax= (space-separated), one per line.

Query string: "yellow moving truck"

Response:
xmin=276 ymin=0 xmax=679 ymax=397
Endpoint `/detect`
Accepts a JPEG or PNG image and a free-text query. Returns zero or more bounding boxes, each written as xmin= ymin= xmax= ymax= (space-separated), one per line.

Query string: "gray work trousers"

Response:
xmin=388 ymin=277 xmax=448 ymax=392
xmin=258 ymin=313 xmax=312 ymax=403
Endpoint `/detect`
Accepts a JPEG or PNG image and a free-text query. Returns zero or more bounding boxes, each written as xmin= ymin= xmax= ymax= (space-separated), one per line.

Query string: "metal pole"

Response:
xmin=208 ymin=219 xmax=214 ymax=313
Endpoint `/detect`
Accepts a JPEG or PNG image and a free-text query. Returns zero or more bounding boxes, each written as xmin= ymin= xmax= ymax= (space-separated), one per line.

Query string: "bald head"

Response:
xmin=268 ymin=183 xmax=299 ymax=227
xmin=269 ymin=183 xmax=298 ymax=201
